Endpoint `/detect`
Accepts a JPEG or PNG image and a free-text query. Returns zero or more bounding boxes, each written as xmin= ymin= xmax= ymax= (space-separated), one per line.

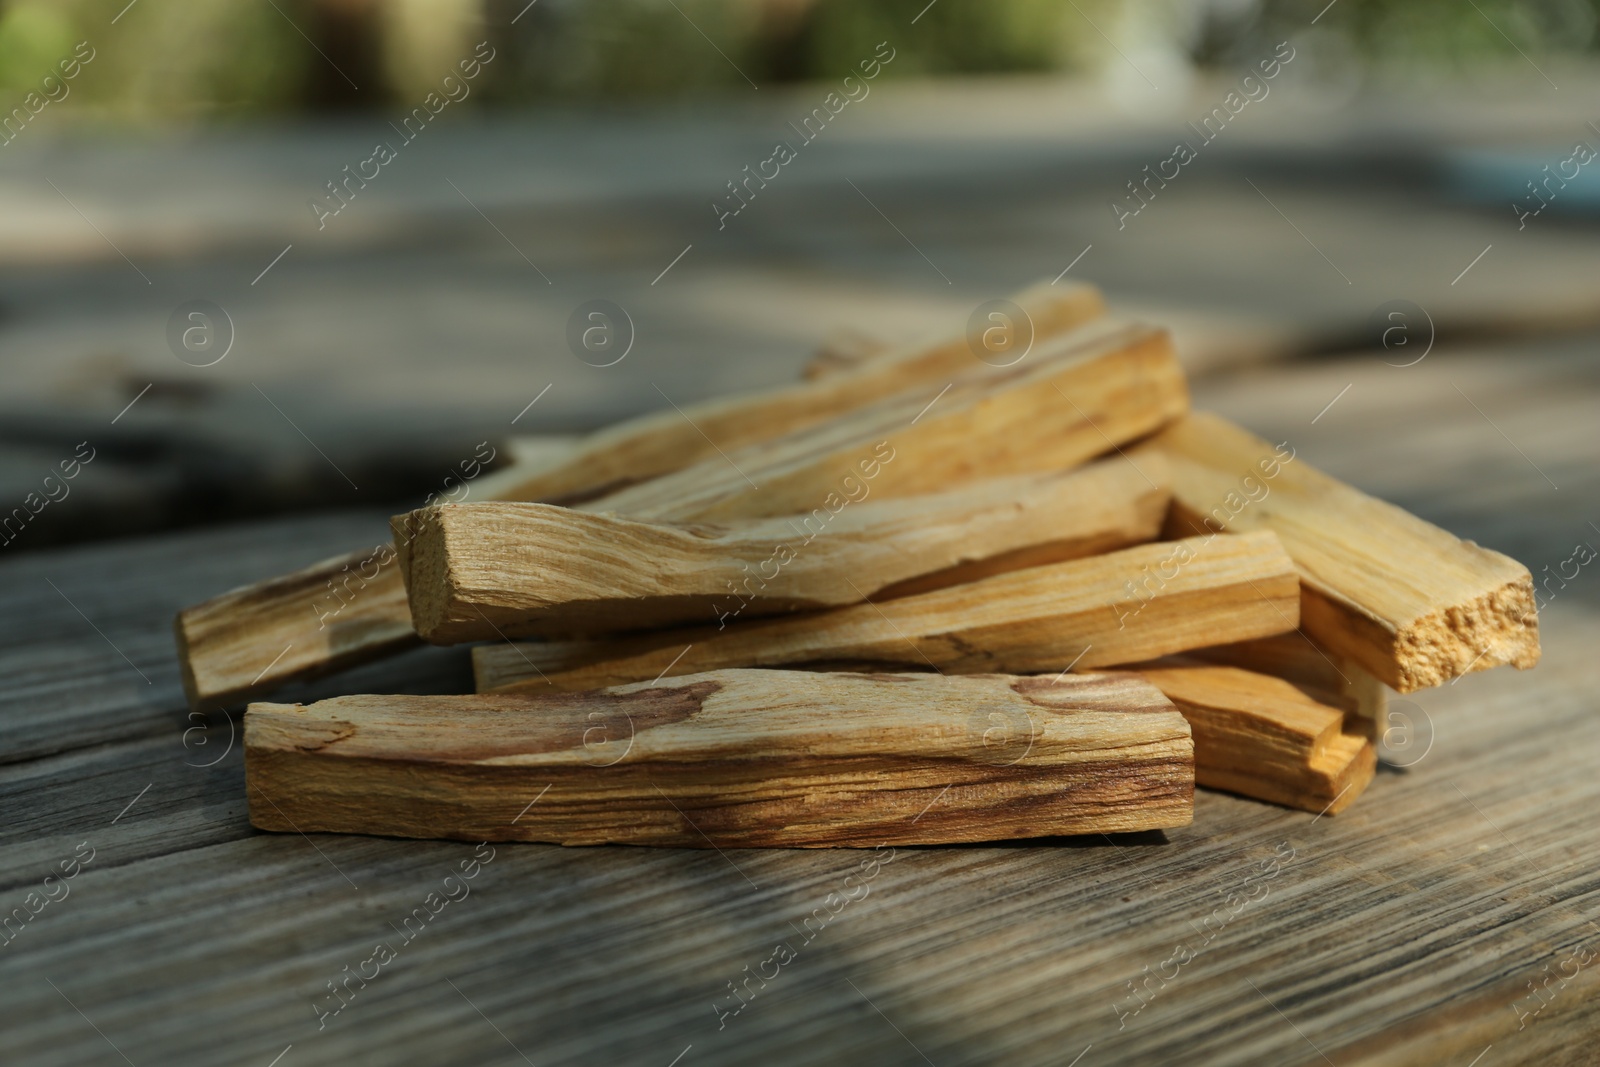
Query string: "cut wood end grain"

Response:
xmin=1137 ymin=662 xmax=1376 ymax=814
xmin=1316 ymin=576 xmax=1540 ymax=693
xmin=182 ymin=281 xmax=1547 ymax=834
xmin=244 ymin=669 xmax=1194 ymax=847
xmin=1150 ymin=411 xmax=1539 ymax=692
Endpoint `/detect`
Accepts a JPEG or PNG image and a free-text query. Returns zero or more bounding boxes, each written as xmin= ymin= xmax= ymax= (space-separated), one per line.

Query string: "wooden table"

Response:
xmin=2 ymin=332 xmax=1597 ymax=1067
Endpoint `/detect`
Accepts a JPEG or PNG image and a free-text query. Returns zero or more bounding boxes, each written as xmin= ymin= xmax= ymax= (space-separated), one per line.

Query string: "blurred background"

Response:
xmin=0 ymin=0 xmax=1596 ymax=554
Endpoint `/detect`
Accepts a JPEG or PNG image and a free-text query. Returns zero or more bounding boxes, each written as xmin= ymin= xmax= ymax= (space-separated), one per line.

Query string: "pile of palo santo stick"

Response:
xmin=176 ymin=280 xmax=1540 ymax=847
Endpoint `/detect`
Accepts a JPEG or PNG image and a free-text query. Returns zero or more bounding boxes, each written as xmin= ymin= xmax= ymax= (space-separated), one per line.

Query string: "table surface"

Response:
xmin=8 ymin=78 xmax=1600 ymax=554
xmin=2 ymin=328 xmax=1598 ymax=1067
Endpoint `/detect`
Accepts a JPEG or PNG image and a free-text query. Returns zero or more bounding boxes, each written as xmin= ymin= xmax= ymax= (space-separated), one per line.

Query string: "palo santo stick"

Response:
xmin=475 ymin=530 xmax=1299 ymax=693
xmin=1147 ymin=412 xmax=1538 ymax=692
xmin=589 ymin=319 xmax=1187 ymax=523
xmin=173 ymin=435 xmax=577 ymax=709
xmin=175 ymin=283 xmax=1103 ymax=709
xmin=495 ymin=280 xmax=1106 ymax=505
xmin=1136 ymin=662 xmax=1375 ymax=814
xmin=1188 ymin=630 xmax=1387 ymax=740
xmin=244 ymin=669 xmax=1194 ymax=846
xmin=395 ymin=456 xmax=1169 ymax=643
xmin=175 ymin=544 xmax=421 ymax=710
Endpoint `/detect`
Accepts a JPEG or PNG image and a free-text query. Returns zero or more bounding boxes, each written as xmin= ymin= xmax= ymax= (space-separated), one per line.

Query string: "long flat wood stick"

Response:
xmin=244 ymin=669 xmax=1194 ymax=846
xmin=587 ymin=319 xmax=1186 ymax=523
xmin=494 ymin=280 xmax=1106 ymax=505
xmin=395 ymin=456 xmax=1169 ymax=643
xmin=174 ymin=283 xmax=1105 ymax=709
xmin=180 ymin=313 xmax=1176 ymax=708
xmin=474 ymin=530 xmax=1299 ymax=693
xmin=1145 ymin=412 xmax=1539 ymax=691
xmin=1136 ymin=662 xmax=1375 ymax=814
xmin=176 ymin=542 xmax=419 ymax=710
xmin=1186 ymin=630 xmax=1387 ymax=740
xmin=174 ymin=435 xmax=579 ymax=709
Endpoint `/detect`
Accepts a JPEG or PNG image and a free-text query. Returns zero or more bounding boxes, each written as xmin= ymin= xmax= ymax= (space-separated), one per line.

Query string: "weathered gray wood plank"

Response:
xmin=0 ymin=511 xmax=475 ymax=763
xmin=1 ymin=338 xmax=1597 ymax=1065
xmin=1 ymin=613 xmax=1596 ymax=1066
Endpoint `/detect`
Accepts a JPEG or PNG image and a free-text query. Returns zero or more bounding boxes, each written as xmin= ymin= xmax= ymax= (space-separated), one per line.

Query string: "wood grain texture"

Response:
xmin=1136 ymin=663 xmax=1375 ymax=814
xmin=175 ymin=542 xmax=421 ymax=710
xmin=1148 ymin=411 xmax=1539 ymax=692
xmin=11 ymin=119 xmax=1600 ymax=1067
xmin=475 ymin=530 xmax=1300 ymax=693
xmin=245 ymin=669 xmax=1194 ymax=847
xmin=395 ymin=456 xmax=1169 ymax=643
xmin=1190 ymin=630 xmax=1388 ymax=739
xmin=587 ymin=319 xmax=1187 ymax=524
xmin=170 ymin=286 xmax=1107 ymax=710
xmin=5 ymin=483 xmax=1599 ymax=1067
xmin=487 ymin=280 xmax=1106 ymax=505
xmin=171 ymin=435 xmax=571 ymax=710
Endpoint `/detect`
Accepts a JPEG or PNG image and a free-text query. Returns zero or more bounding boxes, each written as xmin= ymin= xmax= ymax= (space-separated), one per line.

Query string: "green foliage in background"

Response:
xmin=799 ymin=0 xmax=1068 ymax=78
xmin=0 ymin=0 xmax=306 ymax=119
xmin=486 ymin=0 xmax=766 ymax=99
xmin=1205 ymin=0 xmax=1596 ymax=71
xmin=0 ymin=0 xmax=1596 ymax=120
xmin=1329 ymin=0 xmax=1594 ymax=63
xmin=0 ymin=3 xmax=76 ymax=92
